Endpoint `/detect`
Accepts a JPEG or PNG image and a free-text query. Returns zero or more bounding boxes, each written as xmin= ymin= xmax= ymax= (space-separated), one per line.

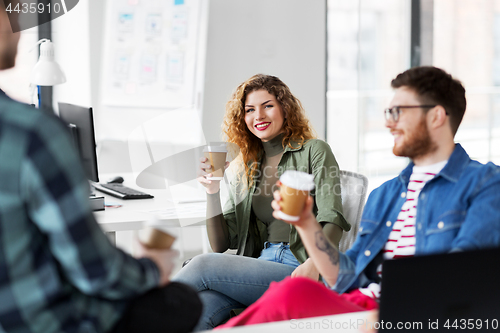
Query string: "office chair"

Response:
xmin=337 ymin=170 xmax=369 ymax=252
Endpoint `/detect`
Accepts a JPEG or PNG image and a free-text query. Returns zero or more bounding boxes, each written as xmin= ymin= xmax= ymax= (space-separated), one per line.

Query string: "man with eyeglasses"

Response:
xmin=215 ymin=66 xmax=500 ymax=329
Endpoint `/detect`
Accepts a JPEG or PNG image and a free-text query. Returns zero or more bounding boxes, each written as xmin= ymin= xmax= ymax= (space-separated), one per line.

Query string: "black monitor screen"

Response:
xmin=58 ymin=103 xmax=99 ymax=183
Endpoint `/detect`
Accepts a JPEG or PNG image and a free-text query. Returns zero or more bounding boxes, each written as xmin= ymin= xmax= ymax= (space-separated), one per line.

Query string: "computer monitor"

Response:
xmin=58 ymin=103 xmax=99 ymax=183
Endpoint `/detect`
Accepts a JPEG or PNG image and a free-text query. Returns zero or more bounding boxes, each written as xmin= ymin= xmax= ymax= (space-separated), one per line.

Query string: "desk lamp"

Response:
xmin=30 ymin=39 xmax=66 ymax=108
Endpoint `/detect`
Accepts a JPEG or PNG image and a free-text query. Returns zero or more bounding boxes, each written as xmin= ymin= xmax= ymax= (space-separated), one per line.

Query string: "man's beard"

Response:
xmin=1 ymin=51 xmax=16 ymax=69
xmin=393 ymin=116 xmax=437 ymax=160
xmin=0 ymin=40 xmax=18 ymax=70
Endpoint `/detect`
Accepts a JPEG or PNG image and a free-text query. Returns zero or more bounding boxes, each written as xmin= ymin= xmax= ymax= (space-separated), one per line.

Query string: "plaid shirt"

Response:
xmin=0 ymin=97 xmax=159 ymax=333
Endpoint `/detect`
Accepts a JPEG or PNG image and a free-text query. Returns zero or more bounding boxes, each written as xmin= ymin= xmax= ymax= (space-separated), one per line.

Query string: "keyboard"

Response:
xmin=95 ymin=183 xmax=154 ymax=200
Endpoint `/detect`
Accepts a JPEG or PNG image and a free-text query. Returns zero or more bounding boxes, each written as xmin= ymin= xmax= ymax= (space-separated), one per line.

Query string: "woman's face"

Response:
xmin=244 ymin=89 xmax=285 ymax=142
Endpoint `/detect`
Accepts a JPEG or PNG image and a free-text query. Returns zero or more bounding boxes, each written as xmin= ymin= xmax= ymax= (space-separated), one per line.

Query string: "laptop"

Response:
xmin=379 ymin=247 xmax=500 ymax=332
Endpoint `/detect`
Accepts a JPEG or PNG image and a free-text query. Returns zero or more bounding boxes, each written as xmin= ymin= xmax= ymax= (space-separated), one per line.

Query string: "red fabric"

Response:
xmin=215 ymin=277 xmax=378 ymax=329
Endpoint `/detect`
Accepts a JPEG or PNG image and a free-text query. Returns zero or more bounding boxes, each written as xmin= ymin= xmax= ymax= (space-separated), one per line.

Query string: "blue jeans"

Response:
xmin=258 ymin=242 xmax=301 ymax=266
xmin=172 ymin=243 xmax=300 ymax=331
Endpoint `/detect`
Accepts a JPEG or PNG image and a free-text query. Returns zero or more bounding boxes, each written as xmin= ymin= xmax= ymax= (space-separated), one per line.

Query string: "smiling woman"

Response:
xmin=224 ymin=74 xmax=316 ymax=189
xmin=244 ymin=89 xmax=285 ymax=142
xmin=172 ymin=74 xmax=350 ymax=331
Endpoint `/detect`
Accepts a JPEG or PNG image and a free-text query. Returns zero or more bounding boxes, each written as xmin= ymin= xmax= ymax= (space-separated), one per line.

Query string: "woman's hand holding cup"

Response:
xmin=198 ymin=144 xmax=229 ymax=194
xmin=197 ymin=156 xmax=229 ymax=194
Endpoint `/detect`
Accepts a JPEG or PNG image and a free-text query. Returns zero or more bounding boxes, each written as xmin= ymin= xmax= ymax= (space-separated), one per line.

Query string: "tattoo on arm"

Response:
xmin=314 ymin=231 xmax=339 ymax=266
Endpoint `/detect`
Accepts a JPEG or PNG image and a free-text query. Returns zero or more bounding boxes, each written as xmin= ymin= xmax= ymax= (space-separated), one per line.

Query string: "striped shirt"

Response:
xmin=359 ymin=161 xmax=447 ymax=299
xmin=0 ymin=97 xmax=160 ymax=333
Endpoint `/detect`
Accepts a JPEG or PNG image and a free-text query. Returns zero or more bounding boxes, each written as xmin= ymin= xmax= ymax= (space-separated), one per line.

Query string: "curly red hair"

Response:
xmin=222 ymin=74 xmax=316 ymax=186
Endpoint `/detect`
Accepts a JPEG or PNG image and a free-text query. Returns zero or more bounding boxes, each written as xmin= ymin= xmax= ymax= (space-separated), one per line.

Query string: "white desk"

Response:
xmin=94 ymin=189 xmax=207 ymax=232
xmin=206 ymin=311 xmax=373 ymax=333
xmin=92 ymin=176 xmax=209 ymax=244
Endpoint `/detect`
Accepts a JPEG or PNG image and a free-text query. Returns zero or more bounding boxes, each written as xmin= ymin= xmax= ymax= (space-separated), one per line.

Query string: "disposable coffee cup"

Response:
xmin=203 ymin=144 xmax=228 ymax=180
xmin=139 ymin=227 xmax=176 ymax=250
xmin=277 ymin=170 xmax=315 ymax=222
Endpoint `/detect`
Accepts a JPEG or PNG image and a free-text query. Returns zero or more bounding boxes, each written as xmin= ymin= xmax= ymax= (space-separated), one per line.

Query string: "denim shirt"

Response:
xmin=333 ymin=144 xmax=500 ymax=294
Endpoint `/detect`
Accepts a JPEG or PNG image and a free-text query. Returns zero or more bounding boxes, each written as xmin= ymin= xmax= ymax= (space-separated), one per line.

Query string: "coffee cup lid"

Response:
xmin=203 ymin=144 xmax=227 ymax=153
xmin=279 ymin=170 xmax=315 ymax=191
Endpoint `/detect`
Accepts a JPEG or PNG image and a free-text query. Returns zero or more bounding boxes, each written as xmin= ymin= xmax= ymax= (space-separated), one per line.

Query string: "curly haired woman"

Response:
xmin=172 ymin=74 xmax=350 ymax=331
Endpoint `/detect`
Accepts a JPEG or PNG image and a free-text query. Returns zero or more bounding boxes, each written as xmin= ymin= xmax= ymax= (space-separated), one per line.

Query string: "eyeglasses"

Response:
xmin=384 ymin=105 xmax=438 ymax=122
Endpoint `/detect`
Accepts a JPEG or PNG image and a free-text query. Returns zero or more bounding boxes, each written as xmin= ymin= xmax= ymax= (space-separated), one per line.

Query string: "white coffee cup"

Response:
xmin=203 ymin=144 xmax=228 ymax=180
xmin=276 ymin=170 xmax=315 ymax=221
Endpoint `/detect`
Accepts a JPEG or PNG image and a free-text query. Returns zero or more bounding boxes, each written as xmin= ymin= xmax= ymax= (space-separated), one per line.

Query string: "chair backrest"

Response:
xmin=338 ymin=170 xmax=369 ymax=252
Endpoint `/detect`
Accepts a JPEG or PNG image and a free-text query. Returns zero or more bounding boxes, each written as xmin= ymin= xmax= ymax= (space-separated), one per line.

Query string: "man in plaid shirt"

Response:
xmin=0 ymin=2 xmax=201 ymax=332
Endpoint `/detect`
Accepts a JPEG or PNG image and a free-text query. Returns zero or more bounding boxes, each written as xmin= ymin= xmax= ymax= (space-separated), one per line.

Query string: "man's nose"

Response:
xmin=385 ymin=116 xmax=396 ymax=128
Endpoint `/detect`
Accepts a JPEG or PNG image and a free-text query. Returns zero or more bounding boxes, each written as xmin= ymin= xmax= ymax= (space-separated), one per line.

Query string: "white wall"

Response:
xmin=49 ymin=0 xmax=327 ymax=254
xmin=52 ymin=0 xmax=92 ymax=110
xmin=52 ymin=0 xmax=327 ymax=168
xmin=202 ymin=0 xmax=327 ymax=142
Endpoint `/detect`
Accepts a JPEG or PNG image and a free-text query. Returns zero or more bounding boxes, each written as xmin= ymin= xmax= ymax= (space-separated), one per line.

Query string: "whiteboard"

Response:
xmin=101 ymin=0 xmax=201 ymax=108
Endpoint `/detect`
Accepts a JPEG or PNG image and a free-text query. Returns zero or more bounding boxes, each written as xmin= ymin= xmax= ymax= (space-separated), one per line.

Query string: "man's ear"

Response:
xmin=428 ymin=105 xmax=448 ymax=129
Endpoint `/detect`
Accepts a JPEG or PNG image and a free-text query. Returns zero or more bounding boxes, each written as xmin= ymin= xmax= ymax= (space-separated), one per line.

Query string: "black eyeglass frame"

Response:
xmin=384 ymin=105 xmax=443 ymax=122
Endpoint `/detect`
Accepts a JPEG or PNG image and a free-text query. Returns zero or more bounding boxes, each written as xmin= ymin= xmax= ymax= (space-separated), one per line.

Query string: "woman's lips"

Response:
xmin=255 ymin=122 xmax=271 ymax=131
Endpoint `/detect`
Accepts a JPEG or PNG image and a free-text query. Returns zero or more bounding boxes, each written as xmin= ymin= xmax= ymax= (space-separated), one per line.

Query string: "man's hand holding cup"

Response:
xmin=136 ymin=227 xmax=178 ymax=287
xmin=271 ymin=170 xmax=316 ymax=229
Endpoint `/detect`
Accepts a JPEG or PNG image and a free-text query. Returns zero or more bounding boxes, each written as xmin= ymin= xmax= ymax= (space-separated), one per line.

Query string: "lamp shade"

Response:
xmin=31 ymin=40 xmax=66 ymax=86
